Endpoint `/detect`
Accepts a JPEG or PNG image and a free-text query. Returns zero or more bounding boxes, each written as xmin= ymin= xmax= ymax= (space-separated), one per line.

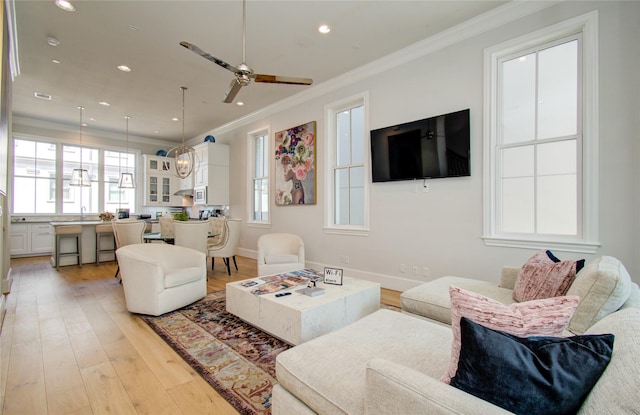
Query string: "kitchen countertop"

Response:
xmin=50 ymin=221 xmax=104 ymax=226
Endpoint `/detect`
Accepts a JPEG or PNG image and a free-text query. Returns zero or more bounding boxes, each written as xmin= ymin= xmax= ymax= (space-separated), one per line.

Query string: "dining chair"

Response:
xmin=256 ymin=233 xmax=305 ymax=276
xmin=159 ymin=216 xmax=175 ymax=237
xmin=208 ymin=218 xmax=241 ymax=275
xmin=207 ymin=217 xmax=226 ymax=248
xmin=173 ymin=221 xmax=209 ymax=255
xmin=112 ymin=219 xmax=146 ymax=279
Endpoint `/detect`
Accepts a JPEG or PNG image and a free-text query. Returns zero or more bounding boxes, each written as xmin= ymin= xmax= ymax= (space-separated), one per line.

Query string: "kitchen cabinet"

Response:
xmin=10 ymin=223 xmax=54 ymax=256
xmin=192 ymin=143 xmax=230 ymax=205
xmin=143 ymin=155 xmax=181 ymax=206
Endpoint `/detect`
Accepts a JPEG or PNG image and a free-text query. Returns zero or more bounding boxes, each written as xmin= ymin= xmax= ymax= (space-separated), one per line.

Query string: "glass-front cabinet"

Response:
xmin=143 ymin=155 xmax=178 ymax=206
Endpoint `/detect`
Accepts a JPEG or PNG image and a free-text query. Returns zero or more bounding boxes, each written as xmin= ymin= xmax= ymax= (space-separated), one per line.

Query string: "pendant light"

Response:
xmin=118 ymin=115 xmax=135 ymax=188
xmin=166 ymin=86 xmax=195 ymax=179
xmin=69 ymin=106 xmax=91 ymax=187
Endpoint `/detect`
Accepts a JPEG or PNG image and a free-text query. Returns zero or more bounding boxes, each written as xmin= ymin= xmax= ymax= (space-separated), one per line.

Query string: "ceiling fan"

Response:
xmin=180 ymin=0 xmax=313 ymax=104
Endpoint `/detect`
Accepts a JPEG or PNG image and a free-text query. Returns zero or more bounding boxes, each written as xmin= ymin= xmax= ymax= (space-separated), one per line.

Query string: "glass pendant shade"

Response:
xmin=70 ymin=168 xmax=91 ymax=187
xmin=118 ymin=172 xmax=135 ymax=188
xmin=167 ymin=86 xmax=195 ymax=179
xmin=119 ymin=115 xmax=136 ymax=188
xmin=69 ymin=106 xmax=91 ymax=187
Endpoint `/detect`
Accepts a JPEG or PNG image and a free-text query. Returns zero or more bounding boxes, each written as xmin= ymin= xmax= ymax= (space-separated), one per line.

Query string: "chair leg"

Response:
xmin=114 ymin=265 xmax=119 ymax=278
xmin=223 ymin=257 xmax=231 ymax=275
xmin=211 ymin=258 xmax=215 ymax=271
xmin=232 ymin=255 xmax=238 ymax=271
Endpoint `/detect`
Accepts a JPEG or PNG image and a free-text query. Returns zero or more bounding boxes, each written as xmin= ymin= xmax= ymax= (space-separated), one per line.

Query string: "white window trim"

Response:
xmin=482 ymin=11 xmax=600 ymax=254
xmin=246 ymin=126 xmax=271 ymax=228
xmin=324 ymin=91 xmax=370 ymax=236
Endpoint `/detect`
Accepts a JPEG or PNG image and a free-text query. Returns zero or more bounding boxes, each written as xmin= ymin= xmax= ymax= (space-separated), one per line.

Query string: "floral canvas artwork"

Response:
xmin=275 ymin=121 xmax=316 ymax=205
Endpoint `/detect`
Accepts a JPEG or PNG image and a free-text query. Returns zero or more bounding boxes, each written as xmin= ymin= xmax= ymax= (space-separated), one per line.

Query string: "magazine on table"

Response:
xmin=250 ymin=269 xmax=323 ymax=295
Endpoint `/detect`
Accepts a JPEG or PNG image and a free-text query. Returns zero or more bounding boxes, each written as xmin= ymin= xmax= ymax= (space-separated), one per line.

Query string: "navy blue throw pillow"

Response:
xmin=450 ymin=317 xmax=613 ymax=415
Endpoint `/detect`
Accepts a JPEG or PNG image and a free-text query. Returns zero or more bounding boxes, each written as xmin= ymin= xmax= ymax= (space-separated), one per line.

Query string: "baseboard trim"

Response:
xmin=236 ymin=248 xmax=422 ymax=292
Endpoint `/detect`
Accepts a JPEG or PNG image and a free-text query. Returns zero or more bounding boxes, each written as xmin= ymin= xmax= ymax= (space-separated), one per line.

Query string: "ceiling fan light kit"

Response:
xmin=180 ymin=0 xmax=312 ymax=104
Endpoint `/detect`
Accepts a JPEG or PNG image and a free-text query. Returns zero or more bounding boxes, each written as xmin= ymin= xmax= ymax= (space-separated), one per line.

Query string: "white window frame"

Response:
xmin=324 ymin=91 xmax=370 ymax=235
xmin=482 ymin=11 xmax=600 ymax=253
xmin=246 ymin=127 xmax=271 ymax=227
xmin=12 ymin=136 xmax=139 ymax=215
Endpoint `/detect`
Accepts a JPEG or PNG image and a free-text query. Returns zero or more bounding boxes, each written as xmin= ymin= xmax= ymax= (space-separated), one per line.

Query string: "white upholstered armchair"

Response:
xmin=256 ymin=233 xmax=305 ymax=276
xmin=116 ymin=243 xmax=207 ymax=316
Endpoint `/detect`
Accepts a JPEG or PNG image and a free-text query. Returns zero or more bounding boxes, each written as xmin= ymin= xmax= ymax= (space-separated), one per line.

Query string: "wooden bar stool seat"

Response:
xmin=95 ymin=223 xmax=115 ymax=264
xmin=55 ymin=225 xmax=83 ymax=271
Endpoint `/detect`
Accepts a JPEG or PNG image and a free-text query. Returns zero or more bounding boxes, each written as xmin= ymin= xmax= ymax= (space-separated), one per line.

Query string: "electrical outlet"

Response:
xmin=422 ymin=267 xmax=429 ymax=277
xmin=423 ymin=183 xmax=430 ymax=193
xmin=342 ymin=256 xmax=350 ymax=264
xmin=400 ymin=264 xmax=406 ymax=273
xmin=412 ymin=266 xmax=418 ymax=276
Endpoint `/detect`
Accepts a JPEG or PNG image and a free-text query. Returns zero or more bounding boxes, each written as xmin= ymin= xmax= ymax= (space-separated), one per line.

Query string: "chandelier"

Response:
xmin=69 ymin=106 xmax=91 ymax=187
xmin=118 ymin=115 xmax=135 ymax=188
xmin=166 ymin=86 xmax=195 ymax=179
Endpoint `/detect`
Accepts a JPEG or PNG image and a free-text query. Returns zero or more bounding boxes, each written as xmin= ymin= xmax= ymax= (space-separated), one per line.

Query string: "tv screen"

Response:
xmin=370 ymin=109 xmax=470 ymax=182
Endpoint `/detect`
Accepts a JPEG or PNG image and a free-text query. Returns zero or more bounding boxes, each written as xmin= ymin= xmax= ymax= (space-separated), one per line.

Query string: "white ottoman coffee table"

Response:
xmin=226 ymin=276 xmax=380 ymax=345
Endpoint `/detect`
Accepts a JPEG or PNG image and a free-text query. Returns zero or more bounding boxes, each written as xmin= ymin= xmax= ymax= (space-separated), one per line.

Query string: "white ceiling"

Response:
xmin=12 ymin=0 xmax=506 ymax=143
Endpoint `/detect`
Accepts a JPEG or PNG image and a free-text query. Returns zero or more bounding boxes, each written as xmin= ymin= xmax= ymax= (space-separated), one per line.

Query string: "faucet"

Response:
xmin=81 ymin=206 xmax=86 ymax=220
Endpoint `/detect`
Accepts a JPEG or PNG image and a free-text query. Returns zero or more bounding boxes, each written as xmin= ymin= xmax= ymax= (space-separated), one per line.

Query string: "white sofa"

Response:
xmin=116 ymin=243 xmax=207 ymax=316
xmin=273 ymin=256 xmax=640 ymax=414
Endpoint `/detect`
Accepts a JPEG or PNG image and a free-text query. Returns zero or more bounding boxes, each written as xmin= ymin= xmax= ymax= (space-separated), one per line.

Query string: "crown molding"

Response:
xmin=209 ymin=0 xmax=560 ymax=136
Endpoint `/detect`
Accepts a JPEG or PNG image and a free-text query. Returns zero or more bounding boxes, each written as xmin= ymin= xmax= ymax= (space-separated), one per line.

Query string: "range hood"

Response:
xmin=174 ymin=189 xmax=194 ymax=196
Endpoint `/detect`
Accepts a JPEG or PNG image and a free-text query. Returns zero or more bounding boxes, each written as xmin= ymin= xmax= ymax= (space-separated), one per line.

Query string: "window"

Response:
xmin=12 ymin=138 xmax=137 ymax=215
xmin=325 ymin=93 xmax=369 ymax=234
xmin=248 ymin=129 xmax=269 ymax=224
xmin=483 ymin=12 xmax=599 ymax=253
xmin=13 ymin=139 xmax=57 ymax=214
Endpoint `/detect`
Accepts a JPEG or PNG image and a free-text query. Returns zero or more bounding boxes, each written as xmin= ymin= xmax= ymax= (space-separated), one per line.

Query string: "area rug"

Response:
xmin=140 ymin=291 xmax=291 ymax=415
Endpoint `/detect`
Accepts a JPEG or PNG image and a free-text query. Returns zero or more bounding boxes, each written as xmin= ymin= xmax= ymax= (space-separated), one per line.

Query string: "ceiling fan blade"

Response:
xmin=179 ymin=41 xmax=239 ymax=74
xmin=254 ymin=74 xmax=313 ymax=85
xmin=222 ymin=79 xmax=243 ymax=103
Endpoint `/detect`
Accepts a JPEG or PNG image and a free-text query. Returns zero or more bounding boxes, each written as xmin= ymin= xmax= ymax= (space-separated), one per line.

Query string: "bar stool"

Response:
xmin=95 ymin=223 xmax=115 ymax=264
xmin=55 ymin=225 xmax=83 ymax=271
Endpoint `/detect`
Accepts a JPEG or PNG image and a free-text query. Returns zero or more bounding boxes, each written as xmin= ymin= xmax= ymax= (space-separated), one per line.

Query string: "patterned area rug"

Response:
xmin=140 ymin=291 xmax=291 ymax=415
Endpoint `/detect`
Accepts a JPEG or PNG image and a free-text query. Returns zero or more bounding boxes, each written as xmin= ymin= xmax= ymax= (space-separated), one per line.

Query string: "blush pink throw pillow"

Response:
xmin=441 ymin=286 xmax=579 ymax=384
xmin=512 ymin=250 xmax=585 ymax=302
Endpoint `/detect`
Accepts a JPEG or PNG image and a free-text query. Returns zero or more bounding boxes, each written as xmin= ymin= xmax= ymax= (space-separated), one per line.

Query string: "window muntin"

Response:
xmin=13 ymin=139 xmax=57 ymax=213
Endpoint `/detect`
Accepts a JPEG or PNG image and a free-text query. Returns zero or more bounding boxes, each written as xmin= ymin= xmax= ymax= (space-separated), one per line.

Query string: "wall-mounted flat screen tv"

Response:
xmin=370 ymin=109 xmax=470 ymax=182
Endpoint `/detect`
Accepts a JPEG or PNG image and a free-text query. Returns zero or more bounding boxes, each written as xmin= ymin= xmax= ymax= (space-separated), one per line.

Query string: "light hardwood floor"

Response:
xmin=0 ymin=255 xmax=401 ymax=415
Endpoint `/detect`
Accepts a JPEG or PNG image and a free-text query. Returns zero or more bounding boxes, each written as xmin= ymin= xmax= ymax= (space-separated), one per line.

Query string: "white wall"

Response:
xmin=211 ymin=1 xmax=640 ymax=289
xmin=12 ymin=1 xmax=640 ymax=289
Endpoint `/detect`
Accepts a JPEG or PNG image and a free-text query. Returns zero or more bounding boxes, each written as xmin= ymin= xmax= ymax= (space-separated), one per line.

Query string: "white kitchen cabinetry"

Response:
xmin=143 ymin=155 xmax=181 ymax=206
xmin=10 ymin=223 xmax=54 ymax=256
xmin=193 ymin=143 xmax=229 ymax=205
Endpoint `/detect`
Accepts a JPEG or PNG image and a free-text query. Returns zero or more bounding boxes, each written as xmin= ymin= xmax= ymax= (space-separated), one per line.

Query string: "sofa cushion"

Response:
xmin=442 ymin=286 xmax=579 ymax=383
xmin=400 ymin=276 xmax=514 ymax=324
xmin=566 ymin=256 xmax=632 ymax=334
xmin=164 ymin=267 xmax=203 ymax=288
xmin=275 ymin=309 xmax=452 ymax=415
xmin=513 ymin=250 xmax=584 ymax=302
xmin=451 ymin=318 xmax=613 ymax=415
xmin=578 ymin=307 xmax=640 ymax=414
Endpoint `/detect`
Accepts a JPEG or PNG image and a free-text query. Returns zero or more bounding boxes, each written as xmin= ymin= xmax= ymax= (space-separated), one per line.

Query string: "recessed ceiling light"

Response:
xmin=81 ymin=123 xmax=88 ymax=127
xmin=51 ymin=59 xmax=61 ymax=64
xmin=318 ymin=24 xmax=331 ymax=34
xmin=154 ymin=130 xmax=160 ymax=134
xmin=127 ymin=24 xmax=140 ymax=31
xmin=47 ymin=36 xmax=60 ymax=47
xmin=98 ymin=101 xmax=110 ymax=106
xmin=117 ymin=65 xmax=131 ymax=72
xmin=171 ymin=117 xmax=179 ymax=122
xmin=54 ymin=0 xmax=75 ymax=12
xmin=236 ymin=101 xmax=244 ymax=106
